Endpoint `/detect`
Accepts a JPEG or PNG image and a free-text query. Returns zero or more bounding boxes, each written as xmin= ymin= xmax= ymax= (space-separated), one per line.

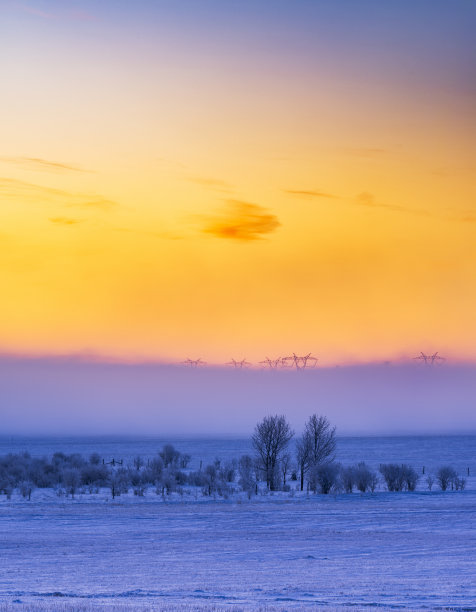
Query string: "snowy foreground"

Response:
xmin=1 ymin=487 xmax=475 ymax=611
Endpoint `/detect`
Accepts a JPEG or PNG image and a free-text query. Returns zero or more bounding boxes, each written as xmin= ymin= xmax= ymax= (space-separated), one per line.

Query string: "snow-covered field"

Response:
xmin=1 ymin=487 xmax=475 ymax=611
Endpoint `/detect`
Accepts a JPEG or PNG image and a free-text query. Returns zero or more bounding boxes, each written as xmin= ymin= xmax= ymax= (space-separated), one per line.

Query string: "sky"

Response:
xmin=1 ymin=1 xmax=475 ymax=434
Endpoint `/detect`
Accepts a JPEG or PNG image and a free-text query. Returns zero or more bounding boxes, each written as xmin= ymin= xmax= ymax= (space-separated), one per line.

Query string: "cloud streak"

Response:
xmin=284 ymin=189 xmax=339 ymax=199
xmin=0 ymin=156 xmax=91 ymax=173
xmin=355 ymin=192 xmax=430 ymax=217
xmin=0 ymin=177 xmax=118 ymax=211
xmin=202 ymin=200 xmax=281 ymax=241
xmin=49 ymin=217 xmax=82 ymax=226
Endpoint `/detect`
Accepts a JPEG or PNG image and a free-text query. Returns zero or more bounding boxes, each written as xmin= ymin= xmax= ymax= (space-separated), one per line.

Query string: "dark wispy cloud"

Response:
xmin=284 ymin=189 xmax=339 ymax=199
xmin=0 ymin=156 xmax=90 ymax=173
xmin=0 ymin=177 xmax=118 ymax=211
xmin=187 ymin=177 xmax=233 ymax=192
xmin=49 ymin=217 xmax=82 ymax=226
xmin=202 ymin=200 xmax=281 ymax=241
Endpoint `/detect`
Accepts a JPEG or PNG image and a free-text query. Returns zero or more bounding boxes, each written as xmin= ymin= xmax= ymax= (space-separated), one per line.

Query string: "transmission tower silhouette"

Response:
xmin=182 ymin=358 xmax=207 ymax=368
xmin=413 ymin=352 xmax=445 ymax=365
xmin=282 ymin=352 xmax=318 ymax=370
xmin=259 ymin=356 xmax=284 ymax=370
xmin=226 ymin=358 xmax=252 ymax=369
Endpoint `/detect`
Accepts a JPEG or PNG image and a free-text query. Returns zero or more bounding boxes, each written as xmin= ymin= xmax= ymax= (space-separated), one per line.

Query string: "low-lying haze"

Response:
xmin=1 ymin=357 xmax=474 ymax=436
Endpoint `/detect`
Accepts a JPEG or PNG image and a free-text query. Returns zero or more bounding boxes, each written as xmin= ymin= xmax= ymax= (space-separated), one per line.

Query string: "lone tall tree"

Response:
xmin=252 ymin=414 xmax=294 ymax=490
xmin=296 ymin=414 xmax=336 ymax=490
xmin=305 ymin=414 xmax=336 ymax=466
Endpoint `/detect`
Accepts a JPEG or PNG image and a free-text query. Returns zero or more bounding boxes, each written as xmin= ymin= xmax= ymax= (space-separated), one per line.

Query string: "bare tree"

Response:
xmin=296 ymin=434 xmax=311 ymax=491
xmin=305 ymin=414 xmax=336 ymax=467
xmin=295 ymin=414 xmax=336 ymax=491
xmin=252 ymin=415 xmax=294 ymax=490
xmin=159 ymin=445 xmax=181 ymax=468
xmin=280 ymin=453 xmax=292 ymax=489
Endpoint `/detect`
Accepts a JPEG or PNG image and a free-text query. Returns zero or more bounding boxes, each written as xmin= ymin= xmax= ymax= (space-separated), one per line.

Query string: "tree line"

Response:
xmin=0 ymin=414 xmax=468 ymax=500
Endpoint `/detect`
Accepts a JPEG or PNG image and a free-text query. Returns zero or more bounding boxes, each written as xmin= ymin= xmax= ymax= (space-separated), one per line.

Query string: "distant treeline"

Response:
xmin=0 ymin=444 xmax=467 ymax=501
xmin=0 ymin=413 xmax=468 ymax=501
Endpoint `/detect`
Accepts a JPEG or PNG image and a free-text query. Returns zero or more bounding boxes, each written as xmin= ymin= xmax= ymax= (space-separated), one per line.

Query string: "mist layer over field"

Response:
xmin=1 ymin=357 xmax=475 ymax=435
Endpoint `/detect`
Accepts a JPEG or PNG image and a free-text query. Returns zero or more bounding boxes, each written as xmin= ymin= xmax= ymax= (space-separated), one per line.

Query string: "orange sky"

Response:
xmin=1 ymin=1 xmax=475 ymax=365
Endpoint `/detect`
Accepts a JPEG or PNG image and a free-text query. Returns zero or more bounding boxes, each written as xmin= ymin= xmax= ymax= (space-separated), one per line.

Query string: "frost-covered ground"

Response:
xmin=1 ymin=487 xmax=475 ymax=611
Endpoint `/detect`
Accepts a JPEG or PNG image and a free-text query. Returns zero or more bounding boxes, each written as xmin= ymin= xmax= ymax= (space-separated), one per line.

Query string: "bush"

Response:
xmin=19 ymin=480 xmax=35 ymax=500
xmin=187 ymin=470 xmax=207 ymax=487
xmin=62 ymin=468 xmax=81 ymax=498
xmin=81 ymin=465 xmax=109 ymax=490
xmin=238 ymin=455 xmax=256 ymax=497
xmin=437 ymin=466 xmax=457 ymax=491
xmin=89 ymin=453 xmax=101 ymax=465
xmin=310 ymin=463 xmax=341 ymax=494
xmin=401 ymin=465 xmax=419 ymax=491
xmin=341 ymin=466 xmax=355 ymax=493
xmin=354 ymin=463 xmax=377 ymax=493
xmin=379 ymin=464 xmax=418 ymax=492
xmin=159 ymin=445 xmax=181 ymax=468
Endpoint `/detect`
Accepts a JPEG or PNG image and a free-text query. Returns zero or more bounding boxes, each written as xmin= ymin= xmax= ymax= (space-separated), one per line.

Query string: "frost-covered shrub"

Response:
xmin=187 ymin=470 xmax=207 ymax=487
xmin=437 ymin=466 xmax=457 ymax=491
xmin=133 ymin=456 xmax=145 ymax=471
xmin=81 ymin=465 xmax=109 ymax=490
xmin=28 ymin=458 xmax=53 ymax=488
xmin=401 ymin=465 xmax=419 ymax=491
xmin=238 ymin=455 xmax=256 ymax=495
xmin=61 ymin=468 xmax=81 ymax=498
xmin=341 ymin=466 xmax=355 ymax=493
xmin=175 ymin=470 xmax=187 ymax=486
xmin=180 ymin=454 xmax=191 ymax=469
xmin=108 ymin=468 xmax=130 ymax=499
xmin=219 ymin=461 xmax=236 ymax=484
xmin=0 ymin=471 xmax=15 ymax=498
xmin=352 ymin=463 xmax=377 ymax=493
xmin=161 ymin=468 xmax=177 ymax=495
xmin=426 ymin=474 xmax=434 ymax=491
xmin=203 ymin=464 xmax=218 ymax=496
xmin=379 ymin=464 xmax=405 ymax=492
xmin=159 ymin=445 xmax=181 ymax=468
xmin=380 ymin=464 xmax=418 ymax=492
xmin=129 ymin=469 xmax=148 ymax=496
xmin=310 ymin=463 xmax=341 ymax=494
xmin=89 ymin=453 xmax=101 ymax=465
xmin=148 ymin=457 xmax=164 ymax=482
xmin=19 ymin=480 xmax=35 ymax=500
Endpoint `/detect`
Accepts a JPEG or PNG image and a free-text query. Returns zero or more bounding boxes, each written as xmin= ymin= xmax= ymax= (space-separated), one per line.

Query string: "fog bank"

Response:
xmin=1 ymin=357 xmax=475 ymax=436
